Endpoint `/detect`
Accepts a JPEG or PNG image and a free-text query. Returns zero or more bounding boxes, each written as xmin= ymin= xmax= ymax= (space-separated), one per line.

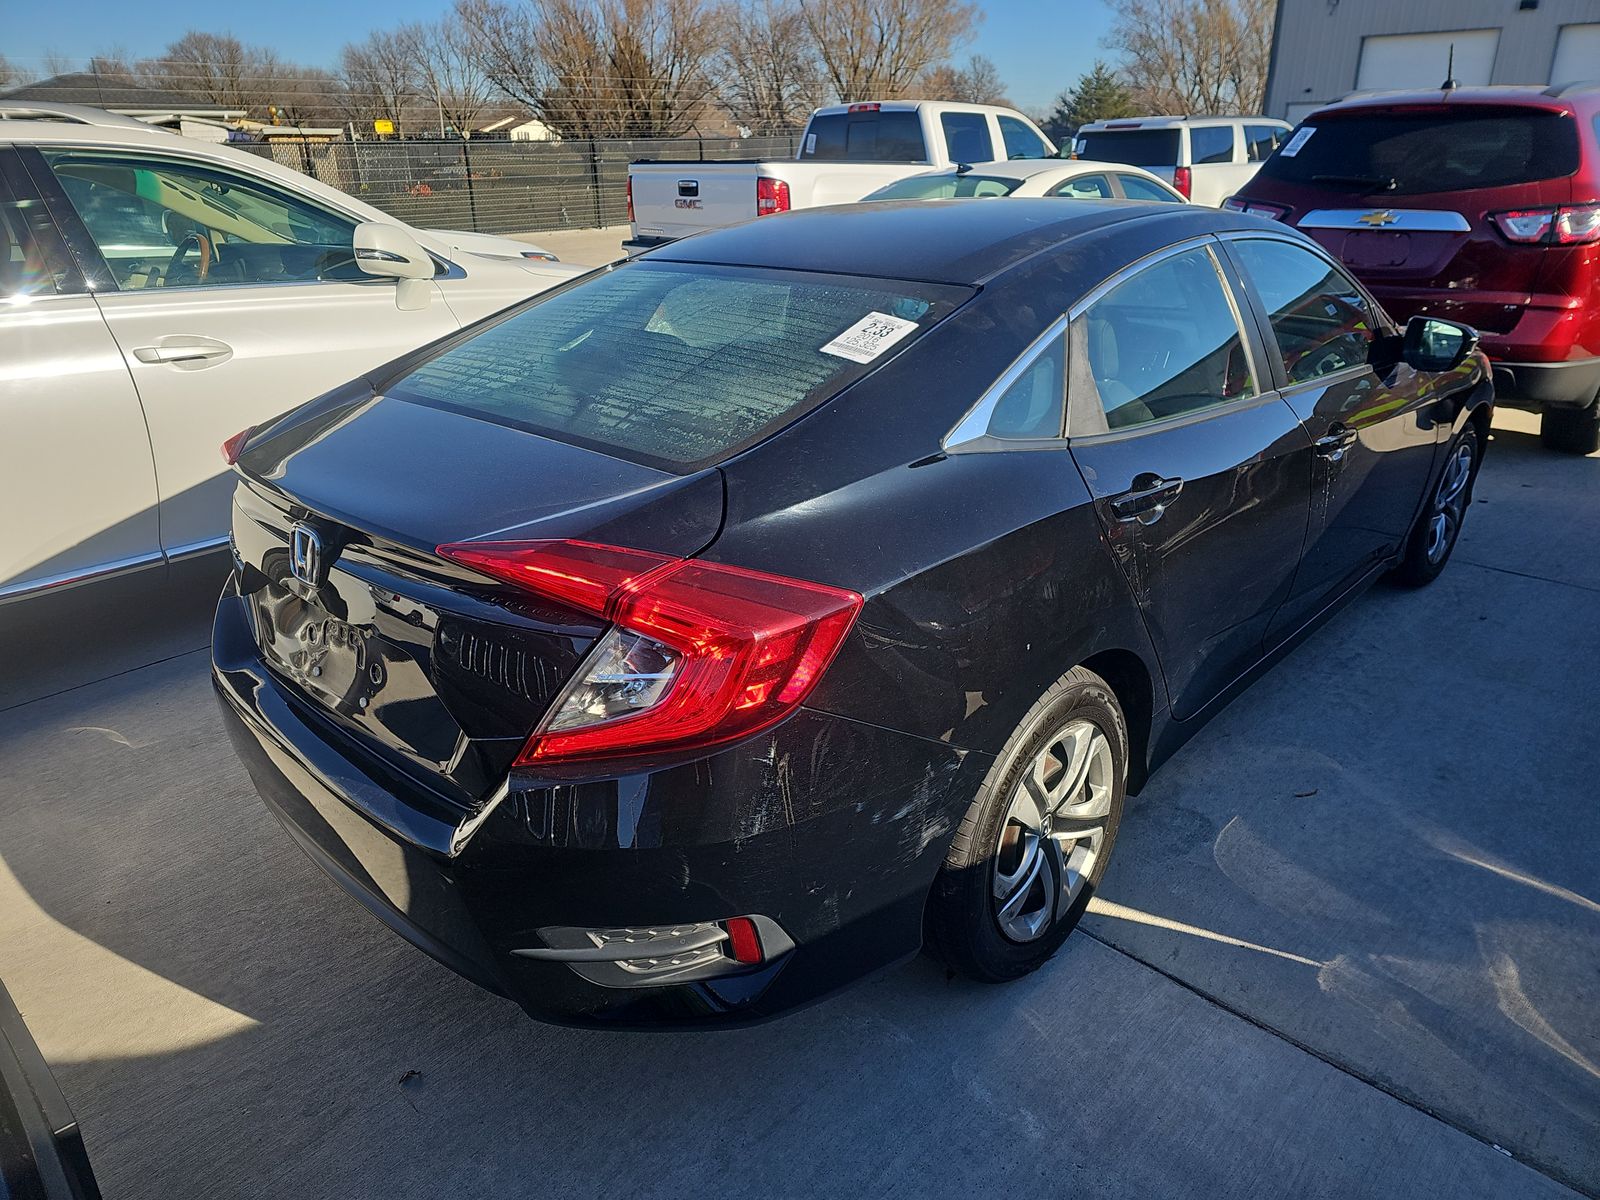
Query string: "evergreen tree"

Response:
xmin=1044 ymin=61 xmax=1135 ymax=146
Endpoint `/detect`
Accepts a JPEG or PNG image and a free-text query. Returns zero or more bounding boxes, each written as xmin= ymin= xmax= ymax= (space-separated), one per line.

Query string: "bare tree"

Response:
xmin=457 ymin=0 xmax=723 ymax=138
xmin=914 ymin=54 xmax=1007 ymax=104
xmin=799 ymin=0 xmax=980 ymax=101
xmin=403 ymin=14 xmax=497 ymax=136
xmin=714 ymin=0 xmax=823 ymax=134
xmin=271 ymin=66 xmax=347 ymax=128
xmin=340 ymin=31 xmax=421 ymax=134
xmin=0 ymin=56 xmax=14 ymax=90
xmin=1109 ymin=0 xmax=1276 ymax=115
xmin=138 ymin=32 xmax=282 ymax=114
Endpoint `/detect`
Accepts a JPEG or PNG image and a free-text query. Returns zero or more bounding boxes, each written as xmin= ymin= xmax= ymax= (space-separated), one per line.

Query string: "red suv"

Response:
xmin=1227 ymin=84 xmax=1600 ymax=453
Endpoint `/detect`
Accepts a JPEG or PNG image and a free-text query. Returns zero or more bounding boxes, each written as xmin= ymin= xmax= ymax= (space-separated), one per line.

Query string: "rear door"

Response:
xmin=32 ymin=144 xmax=459 ymax=557
xmin=0 ymin=149 xmax=159 ymax=598
xmin=1221 ymin=234 xmax=1443 ymax=642
xmin=1260 ymin=105 xmax=1582 ymax=336
xmin=1066 ymin=239 xmax=1312 ymax=721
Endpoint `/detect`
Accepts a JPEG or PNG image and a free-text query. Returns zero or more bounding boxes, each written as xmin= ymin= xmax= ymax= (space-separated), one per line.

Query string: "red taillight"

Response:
xmin=756 ymin=177 xmax=791 ymax=216
xmin=1493 ymin=204 xmax=1600 ymax=246
xmin=1172 ymin=166 xmax=1192 ymax=199
xmin=221 ymin=426 xmax=254 ymax=464
xmin=626 ymin=175 xmax=634 ymax=224
xmin=724 ymin=917 xmax=762 ymax=964
xmin=847 ymin=103 xmax=881 ymax=113
xmin=434 ymin=539 xmax=863 ymax=765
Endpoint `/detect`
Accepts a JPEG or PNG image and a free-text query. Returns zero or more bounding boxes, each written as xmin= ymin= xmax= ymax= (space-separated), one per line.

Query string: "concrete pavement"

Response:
xmin=0 ymin=410 xmax=1594 ymax=1199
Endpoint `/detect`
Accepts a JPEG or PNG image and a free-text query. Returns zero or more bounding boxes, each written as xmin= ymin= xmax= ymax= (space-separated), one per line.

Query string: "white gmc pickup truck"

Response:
xmin=625 ymin=101 xmax=1057 ymax=252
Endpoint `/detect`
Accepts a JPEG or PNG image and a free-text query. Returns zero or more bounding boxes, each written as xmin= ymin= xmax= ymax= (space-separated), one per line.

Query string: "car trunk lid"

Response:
xmin=230 ymin=391 xmax=725 ymax=804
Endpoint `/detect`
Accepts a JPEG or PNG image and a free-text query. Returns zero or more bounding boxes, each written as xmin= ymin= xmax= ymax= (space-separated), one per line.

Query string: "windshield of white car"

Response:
xmin=865 ymin=174 xmax=1022 ymax=200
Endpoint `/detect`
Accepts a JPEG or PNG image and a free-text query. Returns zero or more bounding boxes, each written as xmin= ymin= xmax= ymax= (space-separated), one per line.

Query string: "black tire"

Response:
xmin=1393 ymin=422 xmax=1481 ymax=588
xmin=1540 ymin=399 xmax=1600 ymax=455
xmin=926 ymin=666 xmax=1127 ymax=983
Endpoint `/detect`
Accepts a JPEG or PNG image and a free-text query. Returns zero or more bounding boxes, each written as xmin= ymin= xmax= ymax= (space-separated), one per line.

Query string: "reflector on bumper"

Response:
xmin=513 ymin=916 xmax=793 ymax=987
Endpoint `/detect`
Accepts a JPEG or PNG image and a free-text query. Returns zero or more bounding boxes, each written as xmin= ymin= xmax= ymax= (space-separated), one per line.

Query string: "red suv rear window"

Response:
xmin=1260 ymin=108 xmax=1580 ymax=195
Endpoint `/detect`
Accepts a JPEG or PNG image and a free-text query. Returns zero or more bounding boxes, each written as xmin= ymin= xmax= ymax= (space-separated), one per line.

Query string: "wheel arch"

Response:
xmin=1079 ymin=647 xmax=1157 ymax=795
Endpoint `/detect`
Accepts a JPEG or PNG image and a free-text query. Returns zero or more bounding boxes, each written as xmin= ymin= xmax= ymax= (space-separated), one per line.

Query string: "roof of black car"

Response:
xmin=643 ymin=199 xmax=1241 ymax=286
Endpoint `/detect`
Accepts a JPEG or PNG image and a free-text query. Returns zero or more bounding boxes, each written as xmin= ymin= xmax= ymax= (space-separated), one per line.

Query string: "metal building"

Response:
xmin=1264 ymin=0 xmax=1600 ymax=122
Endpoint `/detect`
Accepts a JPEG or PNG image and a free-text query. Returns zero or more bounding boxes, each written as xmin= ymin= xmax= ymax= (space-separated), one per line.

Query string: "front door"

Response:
xmin=29 ymin=145 xmax=460 ymax=554
xmin=1067 ymin=241 xmax=1312 ymax=721
xmin=1221 ymin=235 xmax=1443 ymax=642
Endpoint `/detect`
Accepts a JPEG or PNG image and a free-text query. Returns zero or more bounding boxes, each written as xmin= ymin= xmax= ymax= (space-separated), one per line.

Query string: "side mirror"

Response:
xmin=354 ymin=222 xmax=435 ymax=311
xmin=1403 ymin=315 xmax=1478 ymax=372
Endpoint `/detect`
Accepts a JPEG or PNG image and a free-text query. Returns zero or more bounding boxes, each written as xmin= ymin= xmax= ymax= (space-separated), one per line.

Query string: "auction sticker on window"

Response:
xmin=1280 ymin=127 xmax=1315 ymax=157
xmin=820 ymin=312 xmax=920 ymax=363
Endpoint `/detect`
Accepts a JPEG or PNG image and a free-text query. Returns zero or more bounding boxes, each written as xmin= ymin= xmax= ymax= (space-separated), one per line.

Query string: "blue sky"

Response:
xmin=8 ymin=0 xmax=1118 ymax=115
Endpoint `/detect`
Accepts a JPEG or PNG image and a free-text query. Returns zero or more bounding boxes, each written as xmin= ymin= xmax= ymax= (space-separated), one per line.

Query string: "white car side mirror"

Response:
xmin=354 ymin=222 xmax=435 ymax=310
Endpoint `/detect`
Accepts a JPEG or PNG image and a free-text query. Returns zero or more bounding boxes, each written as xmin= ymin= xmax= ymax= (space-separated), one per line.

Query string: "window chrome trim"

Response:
xmin=0 ymin=536 xmax=230 ymax=604
xmin=943 ymin=312 xmax=1071 ymax=452
xmin=1065 ymin=234 xmax=1217 ymax=321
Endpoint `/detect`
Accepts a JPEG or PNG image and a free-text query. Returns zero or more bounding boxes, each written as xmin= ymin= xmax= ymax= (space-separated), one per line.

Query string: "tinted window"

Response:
xmin=1076 ymin=129 xmax=1181 ymax=166
xmin=46 ymin=150 xmax=358 ymax=290
xmin=1231 ymin=239 xmax=1376 ymax=385
xmin=1190 ymin=126 xmax=1235 ymax=164
xmin=1246 ymin=124 xmax=1286 ymax=162
xmin=801 ymin=111 xmax=928 ymax=162
xmin=940 ymin=112 xmax=994 ymax=163
xmin=387 ymin=262 xmax=965 ymax=469
xmin=865 ymin=173 xmax=1019 ymax=200
xmin=1079 ymin=247 xmax=1255 ymax=430
xmin=1049 ymin=173 xmax=1112 ymax=199
xmin=0 ymin=171 xmax=77 ymax=298
xmin=1259 ymin=110 xmax=1581 ymax=194
xmin=986 ymin=335 xmax=1065 ymax=439
xmin=1116 ymin=174 xmax=1182 ymax=202
xmin=998 ymin=115 xmax=1051 ymax=160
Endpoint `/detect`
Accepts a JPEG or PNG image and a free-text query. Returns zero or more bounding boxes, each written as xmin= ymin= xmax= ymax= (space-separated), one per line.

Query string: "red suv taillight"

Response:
xmin=1223 ymin=196 xmax=1289 ymax=221
xmin=1492 ymin=203 xmax=1600 ymax=246
xmin=1172 ymin=166 xmax=1192 ymax=199
xmin=626 ymin=176 xmax=634 ymax=224
xmin=756 ymin=177 xmax=791 ymax=216
xmin=435 ymin=539 xmax=862 ymax=765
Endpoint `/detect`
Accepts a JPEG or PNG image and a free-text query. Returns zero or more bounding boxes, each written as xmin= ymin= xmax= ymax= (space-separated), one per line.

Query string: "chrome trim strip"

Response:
xmin=0 ymin=549 xmax=164 ymax=603
xmin=1066 ymin=234 xmax=1218 ymax=321
xmin=943 ymin=313 xmax=1071 ymax=451
xmin=1298 ymin=209 xmax=1471 ymax=233
xmin=165 ymin=535 xmax=231 ymax=562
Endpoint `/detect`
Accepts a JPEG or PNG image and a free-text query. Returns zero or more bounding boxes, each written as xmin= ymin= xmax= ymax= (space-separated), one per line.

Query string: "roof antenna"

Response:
xmin=1441 ymin=44 xmax=1459 ymax=91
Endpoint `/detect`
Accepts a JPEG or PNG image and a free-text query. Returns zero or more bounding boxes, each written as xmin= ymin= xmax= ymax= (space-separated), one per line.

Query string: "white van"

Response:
xmin=1073 ymin=116 xmax=1293 ymax=207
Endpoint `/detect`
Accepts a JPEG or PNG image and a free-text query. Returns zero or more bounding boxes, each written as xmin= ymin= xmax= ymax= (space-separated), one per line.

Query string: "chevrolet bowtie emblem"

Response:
xmin=1358 ymin=210 xmax=1399 ymax=227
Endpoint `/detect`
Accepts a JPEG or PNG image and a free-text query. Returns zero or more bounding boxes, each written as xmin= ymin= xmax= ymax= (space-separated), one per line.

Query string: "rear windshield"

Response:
xmin=866 ymin=173 xmax=1021 ymax=200
xmin=800 ymin=111 xmax=927 ymax=162
xmin=385 ymin=262 xmax=967 ymax=470
xmin=1076 ymin=129 xmax=1181 ymax=166
xmin=1260 ymin=109 xmax=1581 ymax=194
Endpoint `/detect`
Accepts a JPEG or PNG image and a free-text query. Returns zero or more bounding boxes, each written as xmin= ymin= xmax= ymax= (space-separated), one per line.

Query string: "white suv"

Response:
xmin=1073 ymin=116 xmax=1293 ymax=207
xmin=0 ymin=104 xmax=583 ymax=602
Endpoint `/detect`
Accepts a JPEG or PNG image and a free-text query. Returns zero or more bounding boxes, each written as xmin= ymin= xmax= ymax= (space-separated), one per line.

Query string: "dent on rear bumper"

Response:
xmin=213 ymin=585 xmax=987 ymax=1027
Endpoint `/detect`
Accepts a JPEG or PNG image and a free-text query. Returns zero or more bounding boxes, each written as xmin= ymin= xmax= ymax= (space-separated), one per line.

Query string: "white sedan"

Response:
xmin=0 ymin=104 xmax=585 ymax=602
xmin=861 ymin=158 xmax=1188 ymax=204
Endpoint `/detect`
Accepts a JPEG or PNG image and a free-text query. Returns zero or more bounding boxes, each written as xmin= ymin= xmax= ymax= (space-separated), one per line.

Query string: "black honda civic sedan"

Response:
xmin=214 ymin=200 xmax=1491 ymax=1027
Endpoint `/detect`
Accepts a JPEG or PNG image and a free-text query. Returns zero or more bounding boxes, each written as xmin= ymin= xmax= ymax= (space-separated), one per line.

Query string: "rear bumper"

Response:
xmin=1489 ymin=358 xmax=1600 ymax=411
xmin=212 ymin=583 xmax=984 ymax=1028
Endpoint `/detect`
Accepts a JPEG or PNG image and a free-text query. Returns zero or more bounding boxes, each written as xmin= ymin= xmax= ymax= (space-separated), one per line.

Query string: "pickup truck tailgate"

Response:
xmin=631 ymin=166 xmax=756 ymax=240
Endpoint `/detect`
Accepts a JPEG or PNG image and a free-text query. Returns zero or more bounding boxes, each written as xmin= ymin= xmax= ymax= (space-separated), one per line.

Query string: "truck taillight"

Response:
xmin=1493 ymin=204 xmax=1600 ymax=246
xmin=1172 ymin=166 xmax=1193 ymax=199
xmin=756 ymin=177 xmax=791 ymax=216
xmin=626 ymin=176 xmax=634 ymax=224
xmin=847 ymin=103 xmax=881 ymax=113
xmin=435 ymin=540 xmax=862 ymax=765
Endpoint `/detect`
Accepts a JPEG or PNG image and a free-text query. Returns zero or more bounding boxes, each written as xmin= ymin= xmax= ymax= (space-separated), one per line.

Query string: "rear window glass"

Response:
xmin=801 ymin=111 xmax=927 ymax=162
xmin=1260 ymin=109 xmax=1581 ymax=194
xmin=940 ymin=112 xmax=994 ymax=163
xmin=1190 ymin=126 xmax=1235 ymax=164
xmin=866 ymin=173 xmax=1020 ymax=200
xmin=386 ymin=262 xmax=967 ymax=470
xmin=1076 ymin=129 xmax=1181 ymax=166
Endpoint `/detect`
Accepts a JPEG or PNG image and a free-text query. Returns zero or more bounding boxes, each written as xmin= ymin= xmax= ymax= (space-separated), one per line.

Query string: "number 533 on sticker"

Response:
xmin=820 ymin=311 xmax=921 ymax=364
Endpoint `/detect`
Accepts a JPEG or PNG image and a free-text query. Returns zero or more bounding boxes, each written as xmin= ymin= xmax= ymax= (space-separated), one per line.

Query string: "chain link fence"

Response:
xmin=233 ymin=135 xmax=800 ymax=235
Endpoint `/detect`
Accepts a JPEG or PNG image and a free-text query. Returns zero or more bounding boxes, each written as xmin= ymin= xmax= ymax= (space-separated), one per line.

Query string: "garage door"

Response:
xmin=1551 ymin=24 xmax=1600 ymax=86
xmin=1356 ymin=29 xmax=1499 ymax=90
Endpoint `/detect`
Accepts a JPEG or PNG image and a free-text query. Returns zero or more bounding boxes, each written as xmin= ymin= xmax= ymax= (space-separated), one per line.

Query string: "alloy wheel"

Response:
xmin=992 ymin=719 xmax=1114 ymax=943
xmin=1425 ymin=438 xmax=1476 ymax=565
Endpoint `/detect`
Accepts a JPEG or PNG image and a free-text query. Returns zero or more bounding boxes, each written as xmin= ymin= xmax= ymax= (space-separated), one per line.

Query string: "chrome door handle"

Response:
xmin=1109 ymin=475 xmax=1184 ymax=525
xmin=1314 ymin=424 xmax=1358 ymax=461
xmin=132 ymin=340 xmax=231 ymax=365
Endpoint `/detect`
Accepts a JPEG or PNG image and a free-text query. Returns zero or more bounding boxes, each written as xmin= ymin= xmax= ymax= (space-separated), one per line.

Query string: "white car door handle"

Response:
xmin=132 ymin=340 xmax=232 ymax=365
